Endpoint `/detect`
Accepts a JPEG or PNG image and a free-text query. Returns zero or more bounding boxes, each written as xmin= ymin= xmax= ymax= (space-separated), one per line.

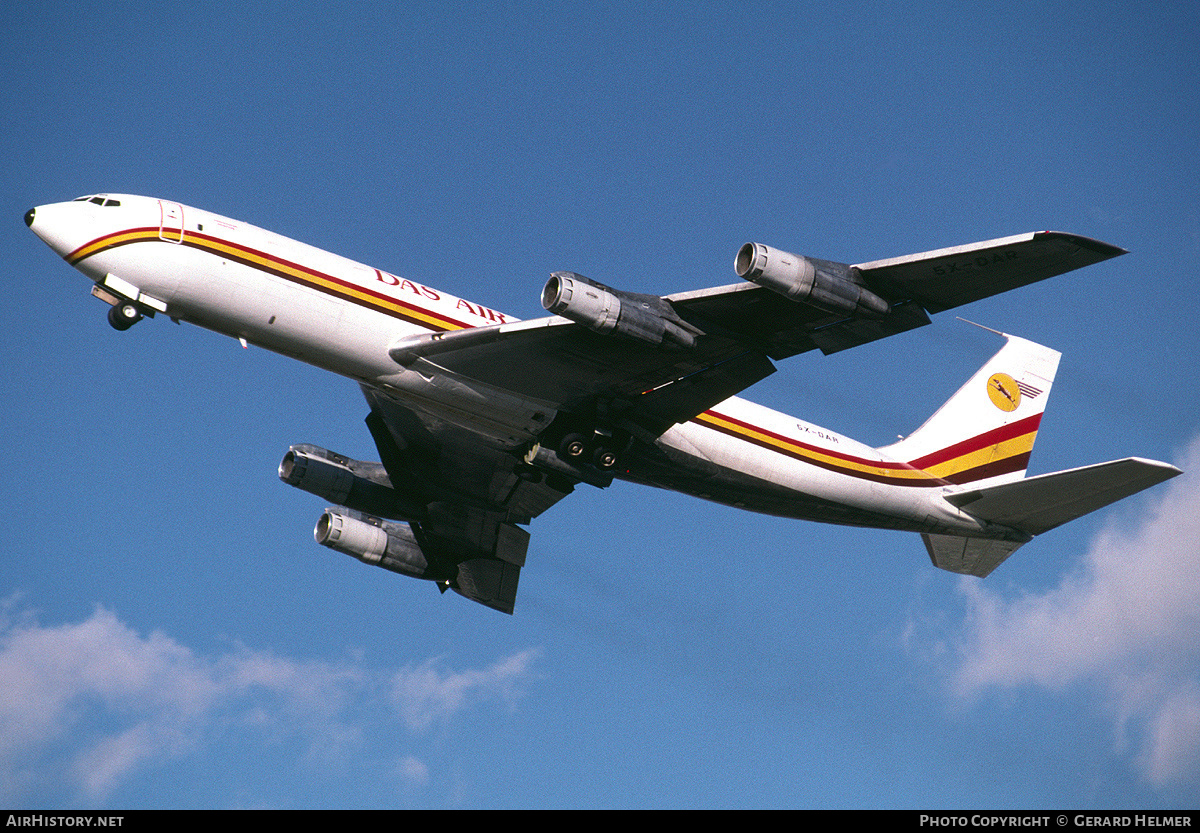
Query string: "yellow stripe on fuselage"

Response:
xmin=695 ymin=411 xmax=938 ymax=484
xmin=67 ymin=228 xmax=162 ymax=263
xmin=69 ymin=227 xmax=468 ymax=333
xmin=694 ymin=410 xmax=1040 ymax=487
xmin=918 ymin=431 xmax=1037 ymax=480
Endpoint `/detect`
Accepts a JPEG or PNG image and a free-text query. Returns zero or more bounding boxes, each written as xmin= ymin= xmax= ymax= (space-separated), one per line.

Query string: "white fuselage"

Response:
xmin=28 ymin=194 xmax=990 ymax=538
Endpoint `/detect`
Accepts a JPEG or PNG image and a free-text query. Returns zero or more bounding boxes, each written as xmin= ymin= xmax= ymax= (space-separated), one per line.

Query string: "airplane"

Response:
xmin=25 ymin=194 xmax=1182 ymax=613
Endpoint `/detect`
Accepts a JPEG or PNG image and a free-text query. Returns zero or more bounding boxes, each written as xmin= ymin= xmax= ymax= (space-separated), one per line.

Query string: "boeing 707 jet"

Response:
xmin=25 ymin=195 xmax=1181 ymax=613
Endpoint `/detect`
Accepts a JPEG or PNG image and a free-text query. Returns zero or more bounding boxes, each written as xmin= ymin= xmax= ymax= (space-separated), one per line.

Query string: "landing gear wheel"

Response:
xmin=108 ymin=302 xmax=143 ymax=331
xmin=559 ymin=433 xmax=588 ymax=460
xmin=592 ymin=447 xmax=618 ymax=469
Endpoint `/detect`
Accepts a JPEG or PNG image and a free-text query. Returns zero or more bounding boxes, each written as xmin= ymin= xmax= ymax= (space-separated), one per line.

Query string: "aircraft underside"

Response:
xmin=618 ymin=442 xmax=943 ymax=533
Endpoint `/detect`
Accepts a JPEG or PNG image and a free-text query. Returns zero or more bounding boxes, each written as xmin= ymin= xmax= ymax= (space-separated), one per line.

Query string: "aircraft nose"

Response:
xmin=25 ymin=201 xmax=88 ymax=257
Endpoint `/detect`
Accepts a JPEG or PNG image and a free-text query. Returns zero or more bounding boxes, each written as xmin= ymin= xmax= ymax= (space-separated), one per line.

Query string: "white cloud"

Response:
xmin=0 ymin=602 xmax=539 ymax=803
xmin=942 ymin=437 xmax=1200 ymax=788
xmin=389 ymin=648 xmax=542 ymax=733
xmin=396 ymin=754 xmax=430 ymax=789
xmin=70 ymin=723 xmax=184 ymax=803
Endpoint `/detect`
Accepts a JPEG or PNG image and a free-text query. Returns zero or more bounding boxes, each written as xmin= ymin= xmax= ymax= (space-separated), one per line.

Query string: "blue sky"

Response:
xmin=3 ymin=0 xmax=1198 ymax=809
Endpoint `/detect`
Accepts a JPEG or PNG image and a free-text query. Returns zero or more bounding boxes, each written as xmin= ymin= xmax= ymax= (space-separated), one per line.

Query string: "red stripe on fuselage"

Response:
xmin=696 ymin=409 xmax=1042 ymax=488
xmin=68 ymin=227 xmax=473 ymax=332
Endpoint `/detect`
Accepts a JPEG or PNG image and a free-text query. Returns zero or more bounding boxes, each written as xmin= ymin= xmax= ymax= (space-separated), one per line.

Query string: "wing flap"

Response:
xmin=631 ymin=350 xmax=776 ymax=436
xmin=394 ymin=316 xmax=735 ymax=408
xmin=454 ymin=558 xmax=521 ymax=614
xmin=806 ymin=300 xmax=932 ymax=354
xmin=666 ymin=284 xmax=932 ymax=359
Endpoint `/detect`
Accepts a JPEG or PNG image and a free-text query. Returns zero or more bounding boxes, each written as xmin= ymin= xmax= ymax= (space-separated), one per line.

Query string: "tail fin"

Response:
xmin=896 ymin=330 xmax=1184 ymax=578
xmin=880 ymin=331 xmax=1060 ymax=488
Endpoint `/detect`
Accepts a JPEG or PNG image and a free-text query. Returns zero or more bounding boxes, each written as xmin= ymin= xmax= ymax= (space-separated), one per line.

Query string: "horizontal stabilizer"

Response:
xmin=922 ymin=534 xmax=1026 ymax=578
xmin=945 ymin=457 xmax=1181 ymax=535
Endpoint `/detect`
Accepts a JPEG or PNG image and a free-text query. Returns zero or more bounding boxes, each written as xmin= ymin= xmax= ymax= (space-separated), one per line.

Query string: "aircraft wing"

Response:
xmin=387 ymin=231 xmax=1124 ymax=436
xmin=853 ymin=230 xmax=1125 ymax=314
xmin=666 ymin=230 xmax=1125 ymax=358
xmin=388 ymin=315 xmax=778 ymax=440
xmin=358 ymin=231 xmax=1125 ymax=612
xmin=361 ymin=385 xmax=581 ymax=613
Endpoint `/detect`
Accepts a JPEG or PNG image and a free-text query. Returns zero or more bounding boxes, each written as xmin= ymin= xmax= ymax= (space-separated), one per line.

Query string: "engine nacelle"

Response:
xmin=279 ymin=444 xmax=424 ymax=521
xmin=314 ymin=508 xmax=438 ymax=580
xmin=735 ymin=242 xmax=890 ymax=317
xmin=541 ymin=271 xmax=698 ymax=348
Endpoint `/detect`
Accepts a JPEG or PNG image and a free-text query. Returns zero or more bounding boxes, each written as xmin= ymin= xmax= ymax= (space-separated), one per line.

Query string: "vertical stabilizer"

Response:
xmin=880 ymin=333 xmax=1060 ymax=488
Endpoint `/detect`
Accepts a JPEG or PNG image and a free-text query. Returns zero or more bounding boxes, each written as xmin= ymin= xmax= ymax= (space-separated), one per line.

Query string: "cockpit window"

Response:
xmin=74 ymin=195 xmax=121 ymax=207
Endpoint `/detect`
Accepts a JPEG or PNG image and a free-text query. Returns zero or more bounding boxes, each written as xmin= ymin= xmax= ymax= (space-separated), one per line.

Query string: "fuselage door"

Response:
xmin=159 ymin=200 xmax=185 ymax=244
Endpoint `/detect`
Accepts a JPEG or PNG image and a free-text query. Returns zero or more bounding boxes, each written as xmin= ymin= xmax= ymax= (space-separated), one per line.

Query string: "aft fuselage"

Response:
xmin=27 ymin=194 xmax=991 ymax=538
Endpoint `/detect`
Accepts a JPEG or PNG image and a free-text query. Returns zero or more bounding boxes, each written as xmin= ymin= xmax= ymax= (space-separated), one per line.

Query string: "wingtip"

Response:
xmin=1129 ymin=458 xmax=1184 ymax=479
xmin=1036 ymin=230 xmax=1128 ymax=259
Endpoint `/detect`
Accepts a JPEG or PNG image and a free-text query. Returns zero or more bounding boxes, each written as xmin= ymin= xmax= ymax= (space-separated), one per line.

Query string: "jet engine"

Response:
xmin=541 ymin=271 xmax=699 ymax=348
xmin=735 ymin=242 xmax=890 ymax=317
xmin=315 ymin=508 xmax=522 ymax=613
xmin=314 ymin=508 xmax=438 ymax=580
xmin=279 ymin=444 xmax=424 ymax=521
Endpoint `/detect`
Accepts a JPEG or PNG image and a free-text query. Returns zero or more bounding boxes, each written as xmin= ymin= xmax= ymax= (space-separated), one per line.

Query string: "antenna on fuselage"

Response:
xmin=955 ymin=317 xmax=1008 ymax=338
